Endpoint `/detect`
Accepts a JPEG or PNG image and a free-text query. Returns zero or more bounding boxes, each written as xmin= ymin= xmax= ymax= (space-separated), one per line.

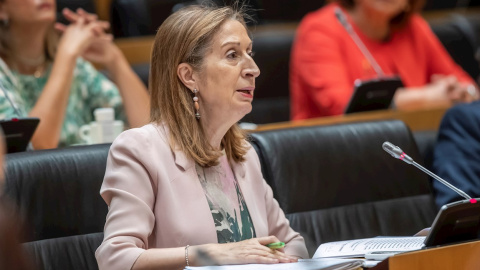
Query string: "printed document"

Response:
xmin=313 ymin=236 xmax=426 ymax=258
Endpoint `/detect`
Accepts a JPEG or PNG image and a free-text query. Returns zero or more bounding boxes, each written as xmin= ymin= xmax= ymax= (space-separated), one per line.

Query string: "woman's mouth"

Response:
xmin=236 ymin=87 xmax=254 ymax=98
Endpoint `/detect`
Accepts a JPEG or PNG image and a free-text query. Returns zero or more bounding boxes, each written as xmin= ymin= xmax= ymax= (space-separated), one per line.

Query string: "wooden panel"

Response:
xmin=389 ymin=240 xmax=480 ymax=270
xmin=254 ymin=106 xmax=449 ymax=133
xmin=114 ymin=36 xmax=155 ymax=65
xmin=94 ymin=0 xmax=112 ymax=21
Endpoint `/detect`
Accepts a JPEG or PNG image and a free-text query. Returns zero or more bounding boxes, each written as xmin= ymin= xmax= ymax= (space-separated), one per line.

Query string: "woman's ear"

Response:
xmin=177 ymin=63 xmax=196 ymax=92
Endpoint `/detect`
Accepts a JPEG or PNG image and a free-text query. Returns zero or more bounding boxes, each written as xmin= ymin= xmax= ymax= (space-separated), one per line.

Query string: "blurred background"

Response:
xmin=59 ymin=0 xmax=480 ymax=125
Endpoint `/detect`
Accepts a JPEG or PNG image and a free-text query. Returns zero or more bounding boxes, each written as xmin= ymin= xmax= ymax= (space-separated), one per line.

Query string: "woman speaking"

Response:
xmin=96 ymin=3 xmax=308 ymax=270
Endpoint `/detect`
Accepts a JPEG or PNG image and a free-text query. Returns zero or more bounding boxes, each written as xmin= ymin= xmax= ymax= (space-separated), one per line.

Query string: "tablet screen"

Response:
xmin=0 ymin=117 xmax=40 ymax=153
xmin=344 ymin=77 xmax=404 ymax=114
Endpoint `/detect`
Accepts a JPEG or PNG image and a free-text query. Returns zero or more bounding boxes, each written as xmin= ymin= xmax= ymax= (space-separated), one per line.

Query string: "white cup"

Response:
xmin=79 ymin=120 xmax=124 ymax=144
xmin=94 ymin=107 xmax=115 ymax=122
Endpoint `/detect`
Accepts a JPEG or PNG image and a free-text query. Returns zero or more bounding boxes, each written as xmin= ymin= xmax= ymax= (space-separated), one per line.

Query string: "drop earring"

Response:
xmin=193 ymin=89 xmax=200 ymax=120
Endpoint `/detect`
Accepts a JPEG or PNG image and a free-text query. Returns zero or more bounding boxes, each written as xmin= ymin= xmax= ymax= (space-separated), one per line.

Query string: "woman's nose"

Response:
xmin=243 ymin=58 xmax=260 ymax=78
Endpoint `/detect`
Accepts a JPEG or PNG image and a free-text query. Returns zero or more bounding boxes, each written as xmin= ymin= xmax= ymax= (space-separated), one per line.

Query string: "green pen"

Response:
xmin=266 ymin=242 xmax=285 ymax=249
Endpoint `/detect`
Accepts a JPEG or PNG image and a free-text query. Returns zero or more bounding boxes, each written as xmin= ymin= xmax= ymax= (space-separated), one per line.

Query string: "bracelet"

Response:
xmin=185 ymin=245 xmax=190 ymax=266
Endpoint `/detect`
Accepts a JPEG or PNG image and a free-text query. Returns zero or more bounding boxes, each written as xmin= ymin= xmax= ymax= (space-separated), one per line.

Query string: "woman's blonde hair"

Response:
xmin=0 ymin=0 xmax=58 ymax=62
xmin=150 ymin=3 xmax=251 ymax=167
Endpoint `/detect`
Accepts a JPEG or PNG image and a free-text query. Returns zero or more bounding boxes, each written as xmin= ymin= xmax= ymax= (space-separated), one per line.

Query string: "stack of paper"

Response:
xmin=185 ymin=258 xmax=363 ymax=270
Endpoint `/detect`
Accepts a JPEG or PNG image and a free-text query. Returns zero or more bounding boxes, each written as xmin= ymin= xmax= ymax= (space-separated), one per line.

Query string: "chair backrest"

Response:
xmin=110 ymin=0 xmax=153 ymax=38
xmin=2 ymin=144 xmax=111 ymax=242
xmin=23 ymin=232 xmax=103 ymax=270
xmin=56 ymin=0 xmax=96 ymax=24
xmin=430 ymin=15 xmax=480 ymax=81
xmin=250 ymin=120 xmax=437 ymax=256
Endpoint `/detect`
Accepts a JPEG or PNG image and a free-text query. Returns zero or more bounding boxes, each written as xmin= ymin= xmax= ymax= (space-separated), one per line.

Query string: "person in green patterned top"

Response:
xmin=0 ymin=1 xmax=149 ymax=148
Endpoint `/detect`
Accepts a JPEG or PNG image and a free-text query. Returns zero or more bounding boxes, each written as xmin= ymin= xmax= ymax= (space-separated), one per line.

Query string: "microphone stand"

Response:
xmin=411 ymin=161 xmax=472 ymax=200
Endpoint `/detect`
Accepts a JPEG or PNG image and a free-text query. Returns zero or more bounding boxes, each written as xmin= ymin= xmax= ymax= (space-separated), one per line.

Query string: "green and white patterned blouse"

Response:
xmin=0 ymin=57 xmax=126 ymax=147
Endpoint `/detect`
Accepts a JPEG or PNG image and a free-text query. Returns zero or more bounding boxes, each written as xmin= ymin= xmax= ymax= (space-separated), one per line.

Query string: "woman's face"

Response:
xmin=194 ymin=19 xmax=260 ymax=123
xmin=0 ymin=0 xmax=56 ymax=25
xmin=355 ymin=0 xmax=409 ymax=18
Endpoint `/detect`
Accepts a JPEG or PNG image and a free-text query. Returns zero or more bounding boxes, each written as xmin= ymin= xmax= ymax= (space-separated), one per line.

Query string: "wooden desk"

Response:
xmin=254 ymin=106 xmax=449 ymax=133
xmin=375 ymin=240 xmax=480 ymax=269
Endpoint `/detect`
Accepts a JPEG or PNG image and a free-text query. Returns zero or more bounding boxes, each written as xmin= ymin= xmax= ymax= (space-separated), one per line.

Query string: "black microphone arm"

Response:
xmin=382 ymin=141 xmax=472 ymax=200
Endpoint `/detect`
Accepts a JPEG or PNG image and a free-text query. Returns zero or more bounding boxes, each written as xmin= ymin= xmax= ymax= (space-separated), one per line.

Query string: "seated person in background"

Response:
xmin=95 ymin=3 xmax=308 ymax=270
xmin=0 ymin=0 xmax=149 ymax=149
xmin=290 ymin=0 xmax=479 ymax=120
xmin=432 ymin=101 xmax=480 ymax=208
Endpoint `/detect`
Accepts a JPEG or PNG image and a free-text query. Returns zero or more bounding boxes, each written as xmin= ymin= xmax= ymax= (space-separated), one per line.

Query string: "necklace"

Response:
xmin=10 ymin=53 xmax=47 ymax=78
xmin=12 ymin=53 xmax=46 ymax=67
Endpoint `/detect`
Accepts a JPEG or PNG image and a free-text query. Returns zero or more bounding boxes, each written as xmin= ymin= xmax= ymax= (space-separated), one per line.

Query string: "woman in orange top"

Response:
xmin=290 ymin=0 xmax=478 ymax=120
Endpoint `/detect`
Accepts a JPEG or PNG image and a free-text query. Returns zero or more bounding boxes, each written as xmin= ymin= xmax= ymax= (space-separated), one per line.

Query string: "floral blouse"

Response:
xmin=196 ymin=153 xmax=256 ymax=243
xmin=0 ymin=57 xmax=125 ymax=147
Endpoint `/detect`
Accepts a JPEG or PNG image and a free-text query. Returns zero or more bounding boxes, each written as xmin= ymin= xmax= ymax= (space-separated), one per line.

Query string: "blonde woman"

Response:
xmin=0 ymin=0 xmax=149 ymax=148
xmin=96 ymin=3 xmax=308 ymax=270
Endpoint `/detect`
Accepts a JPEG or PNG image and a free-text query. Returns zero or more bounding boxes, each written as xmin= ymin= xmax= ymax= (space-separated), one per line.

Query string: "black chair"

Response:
xmin=430 ymin=14 xmax=480 ymax=81
xmin=110 ymin=0 xmax=153 ymax=38
xmin=2 ymin=144 xmax=111 ymax=269
xmin=3 ymin=144 xmax=110 ymax=242
xmin=56 ymin=0 xmax=96 ymax=24
xmin=111 ymin=0 xmax=261 ymax=38
xmin=23 ymin=233 xmax=103 ymax=270
xmin=250 ymin=120 xmax=438 ymax=256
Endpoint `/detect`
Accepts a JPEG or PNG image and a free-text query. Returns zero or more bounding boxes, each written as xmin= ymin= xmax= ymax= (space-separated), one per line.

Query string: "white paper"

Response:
xmin=313 ymin=236 xmax=426 ymax=258
xmin=186 ymin=258 xmax=363 ymax=270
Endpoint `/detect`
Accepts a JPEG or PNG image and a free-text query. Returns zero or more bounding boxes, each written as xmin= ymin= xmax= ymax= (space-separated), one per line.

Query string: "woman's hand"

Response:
xmin=191 ymin=236 xmax=298 ymax=266
xmin=427 ymin=75 xmax=479 ymax=105
xmin=55 ymin=8 xmax=120 ymax=67
xmin=55 ymin=16 xmax=109 ymax=60
xmin=395 ymin=74 xmax=479 ymax=110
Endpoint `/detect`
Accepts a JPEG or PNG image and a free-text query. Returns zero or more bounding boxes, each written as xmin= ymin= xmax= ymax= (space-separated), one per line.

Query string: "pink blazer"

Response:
xmin=95 ymin=123 xmax=308 ymax=270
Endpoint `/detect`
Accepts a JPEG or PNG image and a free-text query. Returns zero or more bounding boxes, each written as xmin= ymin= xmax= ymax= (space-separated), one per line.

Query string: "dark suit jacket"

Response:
xmin=432 ymin=101 xmax=480 ymax=208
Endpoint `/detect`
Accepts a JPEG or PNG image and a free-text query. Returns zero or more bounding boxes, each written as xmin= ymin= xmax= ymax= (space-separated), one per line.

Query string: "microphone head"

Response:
xmin=382 ymin=141 xmax=413 ymax=164
xmin=382 ymin=141 xmax=403 ymax=158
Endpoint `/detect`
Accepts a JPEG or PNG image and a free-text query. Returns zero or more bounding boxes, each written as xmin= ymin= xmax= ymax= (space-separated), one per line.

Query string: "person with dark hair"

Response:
xmin=290 ymin=0 xmax=479 ymax=120
xmin=0 ymin=0 xmax=149 ymax=148
xmin=95 ymin=3 xmax=308 ymax=270
xmin=431 ymin=101 xmax=480 ymax=208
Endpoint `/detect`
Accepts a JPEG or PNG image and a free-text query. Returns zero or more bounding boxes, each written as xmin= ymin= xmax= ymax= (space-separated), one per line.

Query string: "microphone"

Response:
xmin=334 ymin=7 xmax=386 ymax=78
xmin=382 ymin=141 xmax=476 ymax=203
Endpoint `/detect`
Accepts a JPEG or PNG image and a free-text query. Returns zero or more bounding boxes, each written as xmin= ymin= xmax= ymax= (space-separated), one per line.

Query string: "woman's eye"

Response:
xmin=248 ymin=51 xmax=255 ymax=57
xmin=227 ymin=51 xmax=238 ymax=59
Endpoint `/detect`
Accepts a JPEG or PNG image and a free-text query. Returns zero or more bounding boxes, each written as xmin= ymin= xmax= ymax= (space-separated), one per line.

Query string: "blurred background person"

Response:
xmin=431 ymin=101 xmax=480 ymax=208
xmin=290 ymin=0 xmax=479 ymax=120
xmin=0 ymin=0 xmax=149 ymax=149
xmin=96 ymin=3 xmax=308 ymax=270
